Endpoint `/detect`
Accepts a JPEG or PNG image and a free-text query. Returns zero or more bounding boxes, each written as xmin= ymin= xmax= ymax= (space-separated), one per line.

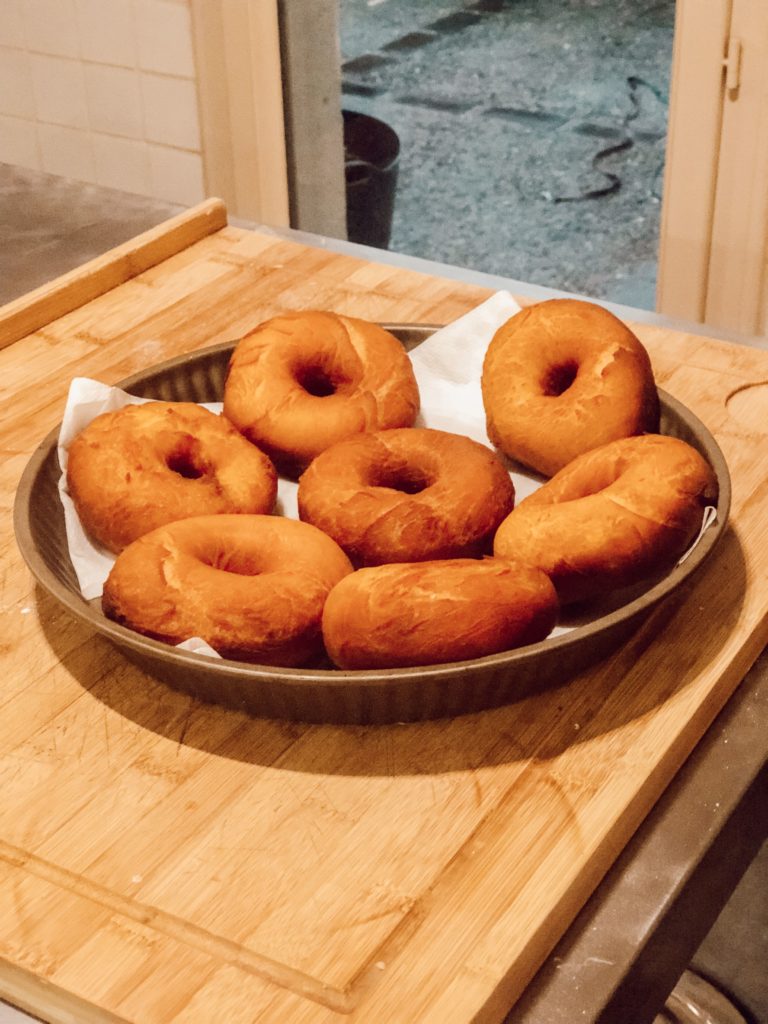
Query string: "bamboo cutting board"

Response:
xmin=2 ymin=199 xmax=768 ymax=1024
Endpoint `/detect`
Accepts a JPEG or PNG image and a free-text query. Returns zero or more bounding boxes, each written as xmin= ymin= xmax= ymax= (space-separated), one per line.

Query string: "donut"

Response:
xmin=481 ymin=298 xmax=659 ymax=476
xmin=102 ymin=515 xmax=353 ymax=665
xmin=223 ymin=310 xmax=420 ymax=475
xmin=322 ymin=558 xmax=559 ymax=669
xmin=66 ymin=401 xmax=277 ymax=554
xmin=493 ymin=434 xmax=718 ymax=603
xmin=297 ymin=427 xmax=516 ymax=566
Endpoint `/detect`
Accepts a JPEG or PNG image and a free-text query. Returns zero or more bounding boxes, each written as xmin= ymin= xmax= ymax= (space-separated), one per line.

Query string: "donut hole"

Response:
xmin=203 ymin=549 xmax=263 ymax=576
xmin=295 ymin=362 xmax=347 ymax=398
xmin=369 ymin=463 xmax=433 ymax=494
xmin=542 ymin=359 xmax=579 ymax=397
xmin=166 ymin=439 xmax=207 ymax=480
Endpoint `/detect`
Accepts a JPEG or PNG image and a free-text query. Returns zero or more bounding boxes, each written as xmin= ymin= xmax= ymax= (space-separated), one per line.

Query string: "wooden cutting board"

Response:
xmin=1 ymin=199 xmax=767 ymax=1024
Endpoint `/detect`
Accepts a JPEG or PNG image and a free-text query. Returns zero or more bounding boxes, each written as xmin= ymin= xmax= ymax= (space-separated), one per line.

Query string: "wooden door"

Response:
xmin=657 ymin=0 xmax=768 ymax=335
xmin=190 ymin=0 xmax=291 ymax=227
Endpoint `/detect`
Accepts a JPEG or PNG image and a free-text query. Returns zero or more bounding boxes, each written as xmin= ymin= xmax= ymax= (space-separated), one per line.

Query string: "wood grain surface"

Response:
xmin=2 ymin=202 xmax=768 ymax=1024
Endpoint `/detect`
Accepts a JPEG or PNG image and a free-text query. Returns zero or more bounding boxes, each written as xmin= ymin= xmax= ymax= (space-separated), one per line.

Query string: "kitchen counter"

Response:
xmin=1 ymin=179 xmax=767 ymax=1024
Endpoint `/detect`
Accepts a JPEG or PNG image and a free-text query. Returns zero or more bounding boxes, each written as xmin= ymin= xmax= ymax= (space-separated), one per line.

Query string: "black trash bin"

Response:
xmin=343 ymin=110 xmax=400 ymax=249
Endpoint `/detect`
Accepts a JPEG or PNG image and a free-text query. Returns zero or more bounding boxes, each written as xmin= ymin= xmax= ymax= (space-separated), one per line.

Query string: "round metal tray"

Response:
xmin=13 ymin=326 xmax=732 ymax=724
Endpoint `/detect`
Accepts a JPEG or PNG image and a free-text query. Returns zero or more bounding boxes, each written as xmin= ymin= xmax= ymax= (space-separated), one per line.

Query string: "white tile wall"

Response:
xmin=0 ymin=0 xmax=205 ymax=207
xmin=141 ymin=73 xmax=200 ymax=151
xmin=135 ymin=0 xmax=195 ymax=77
xmin=0 ymin=1 xmax=26 ymax=49
xmin=75 ymin=0 xmax=136 ymax=67
xmin=22 ymin=0 xmax=81 ymax=59
xmin=30 ymin=54 xmax=89 ymax=129
xmin=93 ymin=134 xmax=151 ymax=194
xmin=0 ymin=48 xmax=35 ymax=120
xmin=86 ymin=64 xmax=144 ymax=138
xmin=148 ymin=143 xmax=204 ymax=206
xmin=38 ymin=123 xmax=95 ymax=180
xmin=0 ymin=115 xmax=39 ymax=168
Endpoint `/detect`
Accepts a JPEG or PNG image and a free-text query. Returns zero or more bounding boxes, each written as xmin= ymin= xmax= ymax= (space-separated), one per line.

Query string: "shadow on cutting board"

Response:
xmin=36 ymin=524 xmax=747 ymax=776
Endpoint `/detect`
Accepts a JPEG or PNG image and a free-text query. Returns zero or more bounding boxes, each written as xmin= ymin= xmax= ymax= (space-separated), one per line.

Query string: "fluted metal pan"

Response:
xmin=13 ymin=326 xmax=732 ymax=724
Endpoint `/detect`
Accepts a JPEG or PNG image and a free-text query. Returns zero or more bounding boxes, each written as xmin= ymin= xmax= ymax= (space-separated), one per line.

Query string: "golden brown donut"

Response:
xmin=322 ymin=557 xmax=558 ymax=669
xmin=66 ymin=401 xmax=277 ymax=554
xmin=223 ymin=310 xmax=420 ymax=475
xmin=493 ymin=434 xmax=718 ymax=604
xmin=103 ymin=515 xmax=353 ymax=665
xmin=297 ymin=427 xmax=516 ymax=566
xmin=481 ymin=298 xmax=659 ymax=476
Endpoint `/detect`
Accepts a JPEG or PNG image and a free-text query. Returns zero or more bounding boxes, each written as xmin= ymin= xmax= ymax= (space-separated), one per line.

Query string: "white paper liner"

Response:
xmin=56 ymin=292 xmax=718 ymax=656
xmin=175 ymin=636 xmax=221 ymax=659
xmin=677 ymin=505 xmax=718 ymax=564
xmin=408 ymin=290 xmax=543 ymax=505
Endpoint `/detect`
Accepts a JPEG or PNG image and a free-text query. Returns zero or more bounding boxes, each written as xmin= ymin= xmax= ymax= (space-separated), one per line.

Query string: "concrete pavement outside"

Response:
xmin=340 ymin=0 xmax=673 ymax=310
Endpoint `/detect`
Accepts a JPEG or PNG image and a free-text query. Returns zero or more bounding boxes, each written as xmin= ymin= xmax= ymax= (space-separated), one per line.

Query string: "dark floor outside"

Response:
xmin=339 ymin=0 xmax=673 ymax=310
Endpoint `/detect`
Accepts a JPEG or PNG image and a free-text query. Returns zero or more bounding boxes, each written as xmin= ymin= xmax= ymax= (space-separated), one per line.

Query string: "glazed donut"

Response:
xmin=322 ymin=557 xmax=558 ymax=669
xmin=481 ymin=298 xmax=659 ymax=476
xmin=223 ymin=310 xmax=420 ymax=475
xmin=102 ymin=515 xmax=353 ymax=665
xmin=493 ymin=434 xmax=718 ymax=604
xmin=297 ymin=427 xmax=516 ymax=566
xmin=66 ymin=401 xmax=277 ymax=554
